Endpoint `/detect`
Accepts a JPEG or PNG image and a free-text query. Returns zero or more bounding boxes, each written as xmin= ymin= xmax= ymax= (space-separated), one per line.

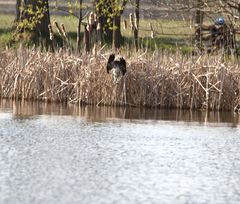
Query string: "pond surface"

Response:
xmin=0 ymin=100 xmax=240 ymax=204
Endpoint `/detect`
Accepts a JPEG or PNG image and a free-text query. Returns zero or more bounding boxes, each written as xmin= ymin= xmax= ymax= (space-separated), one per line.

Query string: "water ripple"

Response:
xmin=0 ymin=111 xmax=240 ymax=204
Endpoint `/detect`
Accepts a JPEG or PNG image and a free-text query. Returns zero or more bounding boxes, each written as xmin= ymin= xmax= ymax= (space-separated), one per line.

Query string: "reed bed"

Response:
xmin=0 ymin=48 xmax=240 ymax=111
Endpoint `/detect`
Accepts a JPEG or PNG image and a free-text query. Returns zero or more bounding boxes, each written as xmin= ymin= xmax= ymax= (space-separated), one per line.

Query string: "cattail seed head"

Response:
xmin=61 ymin=23 xmax=67 ymax=38
xmin=150 ymin=23 xmax=154 ymax=38
xmin=94 ymin=13 xmax=98 ymax=23
xmin=123 ymin=19 xmax=127 ymax=30
xmin=48 ymin=24 xmax=54 ymax=40
xmin=86 ymin=24 xmax=90 ymax=32
xmin=129 ymin=13 xmax=134 ymax=31
xmin=97 ymin=22 xmax=101 ymax=31
xmin=151 ymin=30 xmax=154 ymax=39
xmin=54 ymin=21 xmax=63 ymax=36
xmin=88 ymin=12 xmax=94 ymax=26
xmin=134 ymin=13 xmax=138 ymax=30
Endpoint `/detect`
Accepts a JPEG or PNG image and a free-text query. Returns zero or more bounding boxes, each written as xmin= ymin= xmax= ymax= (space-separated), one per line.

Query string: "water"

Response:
xmin=0 ymin=100 xmax=240 ymax=204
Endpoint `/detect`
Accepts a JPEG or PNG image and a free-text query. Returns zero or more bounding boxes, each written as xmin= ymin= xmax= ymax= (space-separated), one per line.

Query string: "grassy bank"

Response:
xmin=0 ymin=13 xmax=194 ymax=52
xmin=0 ymin=48 xmax=239 ymax=111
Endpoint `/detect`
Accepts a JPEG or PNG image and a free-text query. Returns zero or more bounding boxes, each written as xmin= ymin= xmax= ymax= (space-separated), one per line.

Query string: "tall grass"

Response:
xmin=0 ymin=47 xmax=239 ymax=111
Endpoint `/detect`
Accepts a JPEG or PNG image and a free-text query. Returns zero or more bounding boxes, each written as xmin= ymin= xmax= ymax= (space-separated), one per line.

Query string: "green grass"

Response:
xmin=50 ymin=16 xmax=195 ymax=52
xmin=122 ymin=18 xmax=194 ymax=37
xmin=50 ymin=15 xmax=79 ymax=33
xmin=0 ymin=14 xmax=15 ymax=49
xmin=0 ymin=14 xmax=81 ymax=49
xmin=0 ymin=14 xmax=195 ymax=51
xmin=0 ymin=13 xmax=238 ymax=54
xmin=0 ymin=14 xmax=15 ymax=30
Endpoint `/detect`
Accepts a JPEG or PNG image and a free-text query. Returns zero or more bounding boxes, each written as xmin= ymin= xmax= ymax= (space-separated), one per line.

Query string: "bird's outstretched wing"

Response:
xmin=107 ymin=54 xmax=115 ymax=73
xmin=119 ymin=57 xmax=127 ymax=76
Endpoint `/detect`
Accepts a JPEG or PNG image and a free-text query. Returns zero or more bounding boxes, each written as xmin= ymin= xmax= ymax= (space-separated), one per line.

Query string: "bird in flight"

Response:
xmin=106 ymin=54 xmax=127 ymax=83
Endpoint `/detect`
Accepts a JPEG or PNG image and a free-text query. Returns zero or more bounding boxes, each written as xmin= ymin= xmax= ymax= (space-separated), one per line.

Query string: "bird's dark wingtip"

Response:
xmin=107 ymin=54 xmax=115 ymax=73
xmin=108 ymin=54 xmax=115 ymax=62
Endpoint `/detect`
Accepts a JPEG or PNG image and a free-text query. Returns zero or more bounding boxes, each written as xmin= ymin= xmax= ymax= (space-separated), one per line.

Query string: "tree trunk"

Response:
xmin=17 ymin=0 xmax=51 ymax=48
xmin=112 ymin=15 xmax=121 ymax=50
xmin=84 ymin=25 xmax=90 ymax=53
xmin=95 ymin=0 xmax=127 ymax=46
xmin=195 ymin=0 xmax=204 ymax=49
xmin=195 ymin=0 xmax=204 ymax=25
xmin=95 ymin=0 xmax=113 ymax=41
xmin=134 ymin=0 xmax=140 ymax=51
xmin=16 ymin=0 xmax=21 ymax=22
xmin=38 ymin=0 xmax=51 ymax=36
xmin=76 ymin=0 xmax=83 ymax=53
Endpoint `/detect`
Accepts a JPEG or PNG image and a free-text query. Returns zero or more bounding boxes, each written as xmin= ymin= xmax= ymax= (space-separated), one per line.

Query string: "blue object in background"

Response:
xmin=215 ymin=17 xmax=225 ymax=25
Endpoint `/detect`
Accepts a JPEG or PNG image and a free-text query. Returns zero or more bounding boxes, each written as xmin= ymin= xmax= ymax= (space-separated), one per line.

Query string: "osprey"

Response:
xmin=107 ymin=54 xmax=127 ymax=83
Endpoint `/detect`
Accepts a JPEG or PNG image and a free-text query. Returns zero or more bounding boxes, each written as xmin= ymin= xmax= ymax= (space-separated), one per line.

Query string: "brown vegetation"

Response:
xmin=0 ymin=48 xmax=240 ymax=111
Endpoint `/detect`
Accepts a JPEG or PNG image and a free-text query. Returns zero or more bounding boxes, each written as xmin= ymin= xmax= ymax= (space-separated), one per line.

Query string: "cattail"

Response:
xmin=54 ymin=0 xmax=58 ymax=8
xmin=92 ymin=44 xmax=97 ymax=57
xmin=61 ymin=23 xmax=67 ymax=38
xmin=88 ymin=12 xmax=94 ymax=26
xmin=149 ymin=23 xmax=153 ymax=32
xmin=134 ymin=13 xmax=138 ymax=30
xmin=54 ymin=21 xmax=63 ymax=36
xmin=129 ymin=13 xmax=134 ymax=31
xmin=150 ymin=23 xmax=154 ymax=39
xmin=93 ymin=13 xmax=98 ymax=24
xmin=48 ymin=24 xmax=54 ymax=40
xmin=123 ymin=18 xmax=127 ymax=30
xmin=97 ymin=22 xmax=101 ymax=31
xmin=0 ymin=48 xmax=240 ymax=110
xmin=151 ymin=31 xmax=154 ymax=39
xmin=86 ymin=24 xmax=90 ymax=32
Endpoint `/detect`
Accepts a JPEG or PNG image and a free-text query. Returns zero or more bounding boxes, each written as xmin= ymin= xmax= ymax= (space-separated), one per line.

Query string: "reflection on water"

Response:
xmin=0 ymin=100 xmax=239 ymax=126
xmin=0 ymin=100 xmax=240 ymax=204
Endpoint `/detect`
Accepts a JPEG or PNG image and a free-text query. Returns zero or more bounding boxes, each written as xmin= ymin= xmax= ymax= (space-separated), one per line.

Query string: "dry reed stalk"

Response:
xmin=0 ymin=49 xmax=240 ymax=111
